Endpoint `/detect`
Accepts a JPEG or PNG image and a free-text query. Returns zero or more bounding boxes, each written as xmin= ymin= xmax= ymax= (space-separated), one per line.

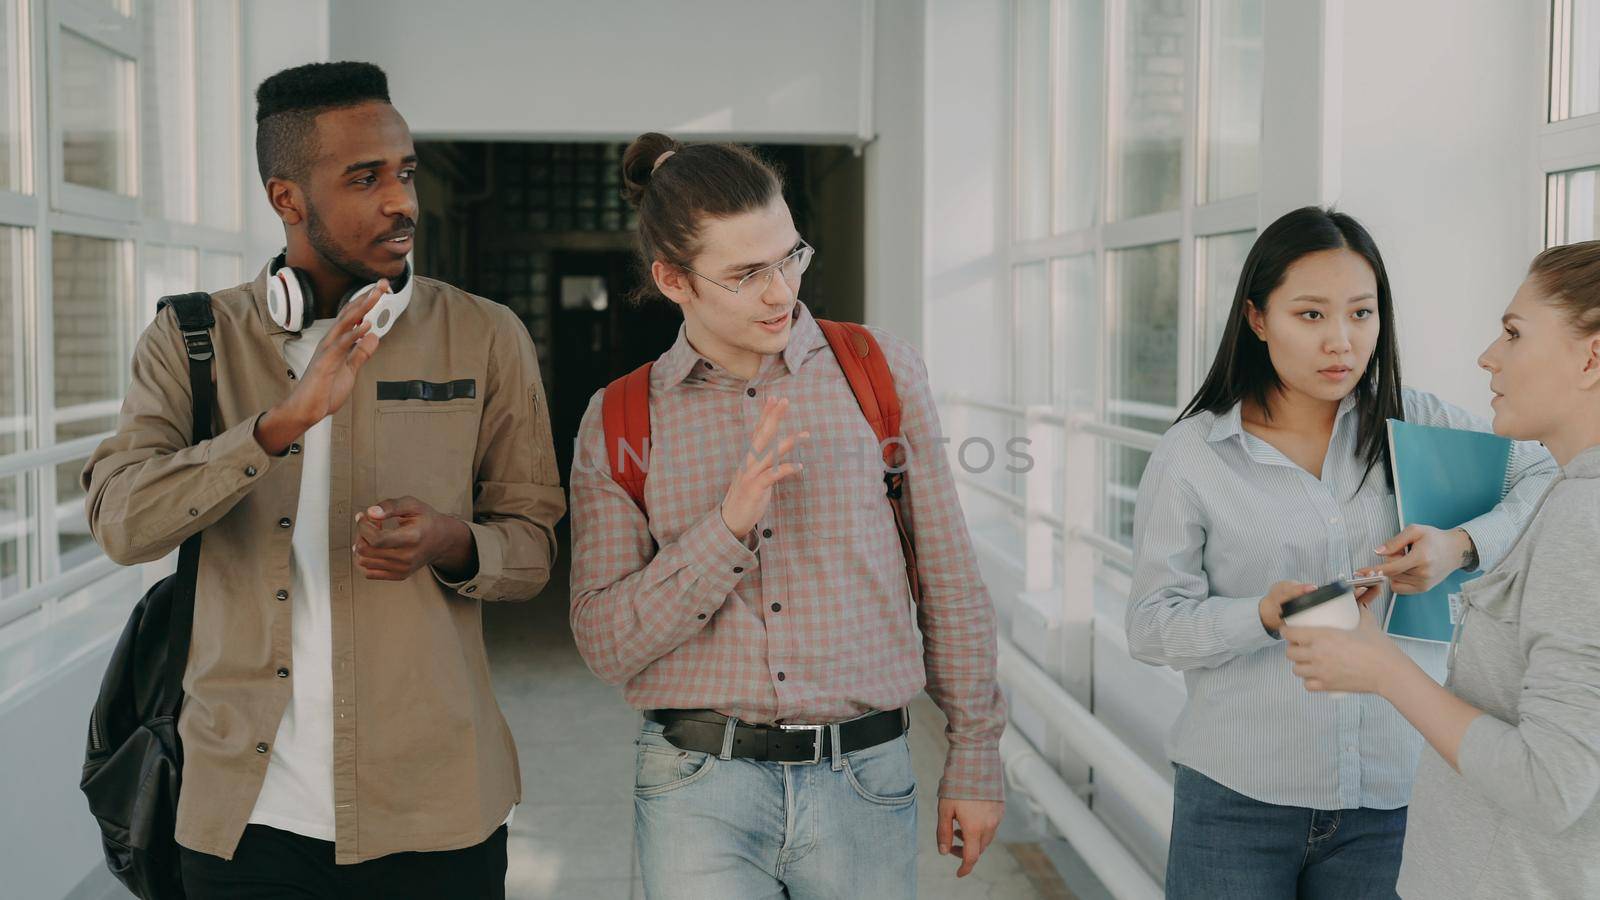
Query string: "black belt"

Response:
xmin=643 ymin=708 xmax=909 ymax=765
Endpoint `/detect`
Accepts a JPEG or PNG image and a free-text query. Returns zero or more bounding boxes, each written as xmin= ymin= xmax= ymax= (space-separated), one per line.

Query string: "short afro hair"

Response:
xmin=254 ymin=61 xmax=391 ymax=186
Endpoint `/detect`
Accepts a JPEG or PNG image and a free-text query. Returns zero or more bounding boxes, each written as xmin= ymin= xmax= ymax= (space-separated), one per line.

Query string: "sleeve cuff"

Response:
xmin=680 ymin=509 xmax=760 ymax=585
xmin=1458 ymin=517 xmax=1507 ymax=574
xmin=938 ymin=745 xmax=1006 ymax=802
xmin=1221 ymin=596 xmax=1279 ymax=651
xmin=207 ymin=413 xmax=274 ymax=491
xmin=434 ymin=519 xmax=503 ymax=599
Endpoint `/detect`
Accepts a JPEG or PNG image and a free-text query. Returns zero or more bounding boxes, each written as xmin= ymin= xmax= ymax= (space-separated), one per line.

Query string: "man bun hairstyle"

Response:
xmin=254 ymin=61 xmax=392 ymax=186
xmin=620 ymin=132 xmax=783 ymax=300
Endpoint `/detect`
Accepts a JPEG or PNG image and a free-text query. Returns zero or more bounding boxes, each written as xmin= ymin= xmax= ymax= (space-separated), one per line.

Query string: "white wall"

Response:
xmin=328 ymin=0 xmax=869 ymax=144
xmin=244 ymin=0 xmax=332 ymax=265
xmin=864 ymin=0 xmax=925 ymax=345
xmin=1329 ymin=0 xmax=1543 ymax=416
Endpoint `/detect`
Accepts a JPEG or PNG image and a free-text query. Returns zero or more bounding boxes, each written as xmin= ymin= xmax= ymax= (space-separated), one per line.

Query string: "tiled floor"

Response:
xmin=484 ymin=557 xmax=1056 ymax=899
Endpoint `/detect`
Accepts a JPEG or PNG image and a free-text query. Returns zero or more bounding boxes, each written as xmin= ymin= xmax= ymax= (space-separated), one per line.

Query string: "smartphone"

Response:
xmin=1345 ymin=573 xmax=1388 ymax=589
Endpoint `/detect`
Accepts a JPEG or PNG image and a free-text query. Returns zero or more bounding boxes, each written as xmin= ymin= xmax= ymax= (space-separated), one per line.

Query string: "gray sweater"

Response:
xmin=1398 ymin=445 xmax=1600 ymax=899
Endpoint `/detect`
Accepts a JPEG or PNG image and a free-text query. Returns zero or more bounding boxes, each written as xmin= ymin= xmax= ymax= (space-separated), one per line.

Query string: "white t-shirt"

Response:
xmin=247 ymin=320 xmax=337 ymax=840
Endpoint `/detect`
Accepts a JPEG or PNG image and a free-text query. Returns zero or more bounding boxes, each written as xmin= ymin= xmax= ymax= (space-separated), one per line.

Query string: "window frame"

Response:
xmin=0 ymin=0 xmax=250 ymax=634
xmin=1543 ymin=0 xmax=1600 ymax=245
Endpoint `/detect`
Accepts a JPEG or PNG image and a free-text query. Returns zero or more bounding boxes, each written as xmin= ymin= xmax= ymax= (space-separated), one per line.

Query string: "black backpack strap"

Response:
xmin=154 ymin=292 xmax=214 ymax=718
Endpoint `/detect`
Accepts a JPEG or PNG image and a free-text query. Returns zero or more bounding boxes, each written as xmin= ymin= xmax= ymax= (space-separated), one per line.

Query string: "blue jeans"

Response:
xmin=633 ymin=719 xmax=918 ymax=900
xmin=1166 ymin=764 xmax=1405 ymax=899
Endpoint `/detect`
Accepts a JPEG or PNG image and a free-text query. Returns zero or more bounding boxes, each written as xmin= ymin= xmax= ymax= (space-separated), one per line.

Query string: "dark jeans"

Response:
xmin=1165 ymin=764 xmax=1405 ymax=900
xmin=179 ymin=824 xmax=508 ymax=900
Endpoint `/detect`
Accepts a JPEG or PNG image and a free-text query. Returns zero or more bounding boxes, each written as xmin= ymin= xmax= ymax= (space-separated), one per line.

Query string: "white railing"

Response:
xmin=940 ymin=392 xmax=1173 ymax=897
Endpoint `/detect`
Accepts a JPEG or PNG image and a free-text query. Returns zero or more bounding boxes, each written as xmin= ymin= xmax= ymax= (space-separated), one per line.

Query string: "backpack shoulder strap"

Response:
xmin=601 ymin=362 xmax=654 ymax=512
xmin=816 ymin=319 xmax=903 ymax=479
xmin=153 ymin=292 xmax=214 ymax=717
xmin=816 ymin=319 xmax=921 ymax=605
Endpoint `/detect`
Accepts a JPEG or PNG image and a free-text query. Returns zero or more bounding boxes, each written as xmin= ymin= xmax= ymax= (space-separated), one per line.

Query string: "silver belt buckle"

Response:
xmin=778 ymin=723 xmax=825 ymax=765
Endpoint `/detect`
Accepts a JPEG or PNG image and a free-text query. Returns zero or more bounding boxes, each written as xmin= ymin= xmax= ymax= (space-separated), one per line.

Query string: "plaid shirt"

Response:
xmin=568 ymin=304 xmax=1005 ymax=800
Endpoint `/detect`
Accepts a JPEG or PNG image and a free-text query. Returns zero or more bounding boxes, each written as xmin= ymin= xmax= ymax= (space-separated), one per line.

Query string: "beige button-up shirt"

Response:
xmin=84 ymin=264 xmax=565 ymax=863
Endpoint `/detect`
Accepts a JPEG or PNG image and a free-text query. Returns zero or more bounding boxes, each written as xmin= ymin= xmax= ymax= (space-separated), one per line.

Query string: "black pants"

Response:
xmin=179 ymin=824 xmax=508 ymax=900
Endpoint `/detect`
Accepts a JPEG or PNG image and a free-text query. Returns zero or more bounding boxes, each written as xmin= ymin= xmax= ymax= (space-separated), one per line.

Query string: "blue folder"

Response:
xmin=1384 ymin=419 xmax=1513 ymax=643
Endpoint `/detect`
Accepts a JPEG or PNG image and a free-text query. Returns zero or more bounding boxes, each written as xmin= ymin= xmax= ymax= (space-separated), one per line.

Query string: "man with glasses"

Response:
xmin=568 ymin=133 xmax=1006 ymax=898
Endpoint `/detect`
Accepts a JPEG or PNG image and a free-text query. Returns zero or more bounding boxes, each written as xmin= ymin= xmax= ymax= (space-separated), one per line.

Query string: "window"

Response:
xmin=1548 ymin=166 xmax=1600 ymax=244
xmin=1112 ymin=0 xmax=1188 ymax=220
xmin=994 ymin=0 xmax=1265 ymax=565
xmin=57 ymin=30 xmax=135 ymax=197
xmin=1198 ymin=229 xmax=1255 ymax=366
xmin=1551 ymin=0 xmax=1600 ymax=121
xmin=1543 ymin=2 xmax=1600 ymax=246
xmin=1198 ymin=0 xmax=1262 ymax=202
xmin=0 ymin=1 xmax=248 ymax=635
xmin=0 ymin=0 xmax=25 ymax=193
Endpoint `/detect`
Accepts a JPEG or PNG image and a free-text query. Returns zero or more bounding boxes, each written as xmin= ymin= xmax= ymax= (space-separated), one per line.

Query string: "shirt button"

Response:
xmin=777 ymin=671 xmax=786 ymax=681
xmin=278 ymin=517 xmax=292 ymax=528
xmin=288 ymin=443 xmax=301 ymax=455
xmin=188 ymin=508 xmax=198 ymax=517
xmin=746 ymin=388 xmax=757 ymax=397
xmin=733 ymin=566 xmax=744 ymax=574
xmin=762 ymin=528 xmax=774 ymax=539
xmin=287 ymin=368 xmax=296 ymax=380
xmin=465 ymin=585 xmax=477 ymax=594
xmin=1330 ymin=516 xmax=1341 ymax=524
xmin=275 ymin=589 xmax=288 ymax=601
xmin=256 ymin=742 xmax=269 ymax=754
xmin=697 ymin=613 xmax=708 ymax=620
xmin=245 ymin=465 xmax=257 ymax=477
xmin=277 ymin=668 xmax=289 ymax=678
xmin=771 ymin=602 xmax=782 ymax=612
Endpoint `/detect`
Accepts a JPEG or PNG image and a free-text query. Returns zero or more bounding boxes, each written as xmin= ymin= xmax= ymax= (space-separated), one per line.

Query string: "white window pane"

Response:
xmin=1110 ymin=242 xmax=1180 ymax=426
xmin=141 ymin=0 xmax=196 ymax=222
xmin=1553 ymin=166 xmax=1600 ymax=243
xmin=54 ymin=456 xmax=97 ymax=572
xmin=0 ymin=226 xmax=30 ymax=457
xmin=1056 ymin=253 xmax=1097 ymax=410
xmin=52 ymin=234 xmax=129 ymax=442
xmin=59 ymin=30 xmax=134 ymax=195
xmin=1014 ymin=262 xmax=1050 ymax=406
xmin=197 ymin=0 xmax=240 ymax=229
xmin=0 ymin=471 xmax=35 ymax=601
xmin=1201 ymin=0 xmax=1262 ymax=202
xmin=1054 ymin=0 xmax=1105 ymax=234
xmin=1200 ymin=230 xmax=1255 ymax=366
xmin=1104 ymin=241 xmax=1178 ymax=549
xmin=201 ymin=250 xmax=242 ymax=294
xmin=142 ymin=243 xmax=196 ymax=325
xmin=0 ymin=0 xmax=25 ymax=193
xmin=1114 ymin=0 xmax=1187 ymax=220
xmin=1564 ymin=0 xmax=1600 ymax=119
xmin=1015 ymin=0 xmax=1051 ymax=241
xmin=1054 ymin=254 xmax=1096 ymax=522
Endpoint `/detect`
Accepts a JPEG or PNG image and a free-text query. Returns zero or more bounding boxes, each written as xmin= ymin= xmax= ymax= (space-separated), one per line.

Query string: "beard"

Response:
xmin=305 ymin=199 xmax=387 ymax=287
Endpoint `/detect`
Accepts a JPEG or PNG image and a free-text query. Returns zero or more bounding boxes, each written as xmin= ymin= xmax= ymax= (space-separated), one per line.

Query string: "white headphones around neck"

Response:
xmin=266 ymin=251 xmax=415 ymax=338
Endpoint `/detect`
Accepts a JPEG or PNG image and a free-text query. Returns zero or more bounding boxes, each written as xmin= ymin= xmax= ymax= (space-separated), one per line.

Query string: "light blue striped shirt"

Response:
xmin=1127 ymin=389 xmax=1557 ymax=810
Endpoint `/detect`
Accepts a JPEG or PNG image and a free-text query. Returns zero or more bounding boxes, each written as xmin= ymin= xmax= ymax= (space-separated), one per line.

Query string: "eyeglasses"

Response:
xmin=681 ymin=240 xmax=814 ymax=296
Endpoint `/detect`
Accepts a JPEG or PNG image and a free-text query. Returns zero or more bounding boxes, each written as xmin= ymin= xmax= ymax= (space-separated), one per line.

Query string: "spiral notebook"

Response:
xmin=1383 ymin=419 xmax=1514 ymax=644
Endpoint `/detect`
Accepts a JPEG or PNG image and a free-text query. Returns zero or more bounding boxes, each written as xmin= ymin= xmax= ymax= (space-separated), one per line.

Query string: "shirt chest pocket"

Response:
xmin=374 ymin=398 xmax=479 ymax=517
xmin=1461 ymin=567 xmax=1521 ymax=625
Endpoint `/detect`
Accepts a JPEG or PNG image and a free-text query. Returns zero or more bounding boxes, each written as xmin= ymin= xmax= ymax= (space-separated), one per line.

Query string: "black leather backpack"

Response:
xmin=79 ymin=292 xmax=214 ymax=900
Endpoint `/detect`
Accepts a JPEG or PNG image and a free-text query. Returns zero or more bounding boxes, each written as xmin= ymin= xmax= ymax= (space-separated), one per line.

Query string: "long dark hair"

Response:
xmin=1178 ymin=207 xmax=1404 ymax=487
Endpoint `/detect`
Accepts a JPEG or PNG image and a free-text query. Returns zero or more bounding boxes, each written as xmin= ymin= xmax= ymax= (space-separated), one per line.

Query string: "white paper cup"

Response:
xmin=1282 ymin=582 xmax=1361 ymax=699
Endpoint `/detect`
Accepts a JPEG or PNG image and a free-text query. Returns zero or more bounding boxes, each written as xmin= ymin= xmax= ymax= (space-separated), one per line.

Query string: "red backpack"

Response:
xmin=601 ymin=319 xmax=922 ymax=604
